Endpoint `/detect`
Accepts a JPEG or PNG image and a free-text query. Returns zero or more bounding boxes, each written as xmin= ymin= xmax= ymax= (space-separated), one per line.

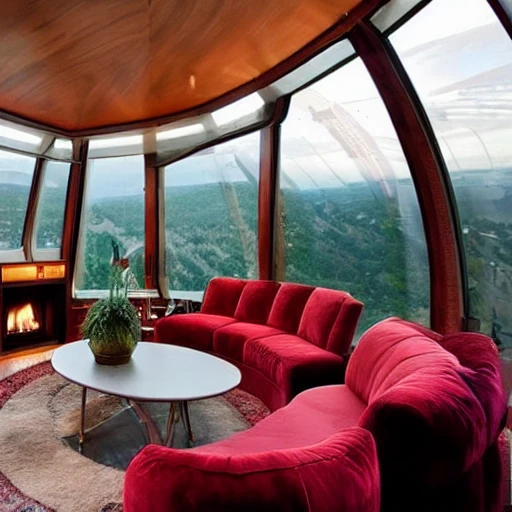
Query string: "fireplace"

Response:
xmin=1 ymin=284 xmax=65 ymax=352
xmin=7 ymin=302 xmax=41 ymax=335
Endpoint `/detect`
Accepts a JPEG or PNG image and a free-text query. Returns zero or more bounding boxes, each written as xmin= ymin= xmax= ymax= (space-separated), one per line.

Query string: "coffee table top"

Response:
xmin=51 ymin=341 xmax=241 ymax=402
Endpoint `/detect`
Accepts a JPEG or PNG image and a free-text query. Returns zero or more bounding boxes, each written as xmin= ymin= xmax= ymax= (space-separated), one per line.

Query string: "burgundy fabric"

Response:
xmin=154 ymin=313 xmax=236 ymax=352
xmin=201 ymin=277 xmax=247 ymax=316
xmin=228 ymin=357 xmax=288 ymax=412
xmin=197 ymin=385 xmax=366 ymax=455
xmin=345 ymin=317 xmax=507 ymax=511
xmin=267 ymin=282 xmax=315 ymax=334
xmin=346 ymin=317 xmax=460 ymax=404
xmin=234 ymin=280 xmax=281 ymax=325
xmin=155 ymin=278 xmax=362 ymax=409
xmin=213 ymin=323 xmax=284 ymax=362
xmin=297 ymin=287 xmax=363 ymax=355
xmin=439 ymin=331 xmax=507 ymax=447
xmin=244 ymin=334 xmax=345 ymax=402
xmin=124 ymin=428 xmax=380 ymax=512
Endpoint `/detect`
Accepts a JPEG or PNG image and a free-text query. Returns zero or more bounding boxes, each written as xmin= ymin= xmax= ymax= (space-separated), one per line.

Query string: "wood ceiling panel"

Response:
xmin=0 ymin=0 xmax=364 ymax=132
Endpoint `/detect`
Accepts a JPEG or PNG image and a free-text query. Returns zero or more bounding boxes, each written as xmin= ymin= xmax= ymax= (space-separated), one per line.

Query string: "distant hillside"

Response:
xmin=1 ymin=169 xmax=510 ymax=343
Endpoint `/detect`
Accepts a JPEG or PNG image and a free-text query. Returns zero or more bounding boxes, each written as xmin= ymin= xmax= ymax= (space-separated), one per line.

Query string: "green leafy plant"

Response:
xmin=82 ymin=266 xmax=140 ymax=357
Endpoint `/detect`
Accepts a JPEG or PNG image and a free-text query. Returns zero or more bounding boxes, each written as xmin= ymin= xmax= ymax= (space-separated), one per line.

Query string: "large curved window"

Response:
xmin=75 ymin=155 xmax=145 ymax=294
xmin=34 ymin=160 xmax=71 ymax=253
xmin=280 ymin=56 xmax=430 ymax=335
xmin=164 ymin=133 xmax=259 ymax=293
xmin=391 ymin=0 xmax=512 ymax=353
xmin=0 ymin=150 xmax=36 ymax=253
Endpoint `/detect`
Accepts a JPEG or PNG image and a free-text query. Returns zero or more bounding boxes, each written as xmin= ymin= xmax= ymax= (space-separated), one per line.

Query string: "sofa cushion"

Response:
xmin=234 ymin=280 xmax=281 ymax=325
xmin=346 ymin=317 xmax=460 ymax=404
xmin=297 ymin=287 xmax=363 ymax=355
xmin=155 ymin=313 xmax=236 ymax=352
xmin=267 ymin=282 xmax=315 ymax=334
xmin=244 ymin=334 xmax=345 ymax=399
xmin=213 ymin=323 xmax=284 ymax=362
xmin=201 ymin=277 xmax=247 ymax=316
xmin=124 ymin=427 xmax=380 ymax=512
xmin=198 ymin=385 xmax=367 ymax=455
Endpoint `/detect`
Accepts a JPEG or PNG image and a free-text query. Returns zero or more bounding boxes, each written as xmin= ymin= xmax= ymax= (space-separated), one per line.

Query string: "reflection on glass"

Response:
xmin=75 ymin=155 xmax=145 ymax=291
xmin=35 ymin=161 xmax=70 ymax=251
xmin=0 ymin=150 xmax=36 ymax=251
xmin=280 ymin=56 xmax=430 ymax=336
xmin=391 ymin=0 xmax=512 ymax=354
xmin=164 ymin=132 xmax=259 ymax=292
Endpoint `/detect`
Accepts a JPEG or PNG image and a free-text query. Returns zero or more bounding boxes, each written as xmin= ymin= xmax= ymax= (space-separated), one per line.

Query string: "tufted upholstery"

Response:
xmin=124 ymin=427 xmax=380 ymax=512
xmin=349 ymin=318 xmax=507 ymax=511
xmin=155 ymin=277 xmax=363 ymax=410
xmin=126 ymin=317 xmax=506 ymax=511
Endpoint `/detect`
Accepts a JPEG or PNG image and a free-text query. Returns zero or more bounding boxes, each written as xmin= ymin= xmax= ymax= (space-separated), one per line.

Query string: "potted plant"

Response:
xmin=82 ymin=266 xmax=140 ymax=365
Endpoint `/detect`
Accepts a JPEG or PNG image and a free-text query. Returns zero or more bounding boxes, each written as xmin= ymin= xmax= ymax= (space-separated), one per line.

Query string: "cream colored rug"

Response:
xmin=0 ymin=362 xmax=269 ymax=512
xmin=0 ymin=373 xmax=124 ymax=512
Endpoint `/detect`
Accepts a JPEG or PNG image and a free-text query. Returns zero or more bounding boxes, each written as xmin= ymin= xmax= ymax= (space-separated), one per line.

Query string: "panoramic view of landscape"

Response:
xmin=0 ymin=0 xmax=510 ymax=349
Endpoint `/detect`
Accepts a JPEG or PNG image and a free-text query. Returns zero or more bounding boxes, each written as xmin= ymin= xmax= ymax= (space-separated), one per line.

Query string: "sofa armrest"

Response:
xmin=124 ymin=428 xmax=380 ymax=512
xmin=358 ymin=368 xmax=489 ymax=492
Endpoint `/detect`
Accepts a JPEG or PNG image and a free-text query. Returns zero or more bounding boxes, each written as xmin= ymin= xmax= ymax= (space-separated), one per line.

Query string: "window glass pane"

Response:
xmin=35 ymin=161 xmax=70 ymax=251
xmin=281 ymin=57 xmax=430 ymax=336
xmin=75 ymin=155 xmax=145 ymax=291
xmin=391 ymin=0 xmax=512 ymax=352
xmin=164 ymin=133 xmax=259 ymax=293
xmin=0 ymin=150 xmax=36 ymax=250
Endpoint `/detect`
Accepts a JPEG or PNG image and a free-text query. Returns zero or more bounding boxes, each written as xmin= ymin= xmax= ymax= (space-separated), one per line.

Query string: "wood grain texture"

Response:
xmin=0 ymin=0 xmax=368 ymax=132
xmin=144 ymin=155 xmax=160 ymax=291
xmin=258 ymin=98 xmax=289 ymax=281
xmin=349 ymin=22 xmax=465 ymax=334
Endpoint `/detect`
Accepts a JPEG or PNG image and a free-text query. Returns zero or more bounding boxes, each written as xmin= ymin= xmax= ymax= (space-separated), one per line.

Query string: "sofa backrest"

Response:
xmin=346 ymin=317 xmax=459 ymax=404
xmin=201 ymin=277 xmax=363 ymax=355
xmin=346 ymin=317 xmax=506 ymax=499
xmin=201 ymin=277 xmax=247 ymax=317
xmin=267 ymin=282 xmax=315 ymax=334
xmin=234 ymin=280 xmax=281 ymax=325
xmin=297 ymin=288 xmax=363 ymax=355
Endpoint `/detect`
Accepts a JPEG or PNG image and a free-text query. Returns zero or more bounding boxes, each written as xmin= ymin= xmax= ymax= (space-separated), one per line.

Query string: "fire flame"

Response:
xmin=7 ymin=303 xmax=40 ymax=334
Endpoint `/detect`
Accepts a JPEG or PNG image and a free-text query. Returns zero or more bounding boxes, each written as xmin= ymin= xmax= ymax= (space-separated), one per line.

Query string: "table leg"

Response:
xmin=79 ymin=387 xmax=87 ymax=451
xmin=180 ymin=401 xmax=194 ymax=443
xmin=165 ymin=402 xmax=177 ymax=447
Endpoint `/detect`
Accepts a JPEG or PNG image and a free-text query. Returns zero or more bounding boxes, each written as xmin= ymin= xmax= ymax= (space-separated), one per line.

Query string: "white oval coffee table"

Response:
xmin=51 ymin=340 xmax=241 ymax=448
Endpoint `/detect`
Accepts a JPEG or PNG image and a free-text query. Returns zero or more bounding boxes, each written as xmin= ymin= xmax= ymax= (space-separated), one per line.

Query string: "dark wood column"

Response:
xmin=488 ymin=0 xmax=512 ymax=38
xmin=144 ymin=153 xmax=164 ymax=292
xmin=62 ymin=140 xmax=88 ymax=341
xmin=21 ymin=157 xmax=45 ymax=261
xmin=258 ymin=98 xmax=289 ymax=281
xmin=349 ymin=21 xmax=465 ymax=334
xmin=62 ymin=140 xmax=88 ymax=269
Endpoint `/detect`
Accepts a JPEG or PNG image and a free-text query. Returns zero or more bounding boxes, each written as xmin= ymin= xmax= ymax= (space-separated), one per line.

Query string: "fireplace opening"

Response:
xmin=1 ymin=284 xmax=65 ymax=352
xmin=7 ymin=302 xmax=41 ymax=335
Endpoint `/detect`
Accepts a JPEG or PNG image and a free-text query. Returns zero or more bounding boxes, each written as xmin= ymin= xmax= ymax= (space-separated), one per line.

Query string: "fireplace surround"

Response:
xmin=0 ymin=263 xmax=66 ymax=353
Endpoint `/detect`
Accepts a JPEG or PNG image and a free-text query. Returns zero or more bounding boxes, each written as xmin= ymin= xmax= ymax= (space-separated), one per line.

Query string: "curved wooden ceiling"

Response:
xmin=0 ymin=0 xmax=366 ymax=133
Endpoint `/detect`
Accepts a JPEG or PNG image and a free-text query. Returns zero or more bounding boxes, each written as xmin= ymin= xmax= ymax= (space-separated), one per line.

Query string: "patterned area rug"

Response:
xmin=0 ymin=361 xmax=269 ymax=512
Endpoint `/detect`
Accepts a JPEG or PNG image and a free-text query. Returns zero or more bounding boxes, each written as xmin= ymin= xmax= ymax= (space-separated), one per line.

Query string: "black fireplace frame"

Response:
xmin=0 ymin=282 xmax=66 ymax=353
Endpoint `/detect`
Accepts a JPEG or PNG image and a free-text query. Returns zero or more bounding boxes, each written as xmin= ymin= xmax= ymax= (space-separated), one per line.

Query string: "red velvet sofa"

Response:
xmin=125 ymin=317 xmax=506 ymax=512
xmin=154 ymin=277 xmax=363 ymax=411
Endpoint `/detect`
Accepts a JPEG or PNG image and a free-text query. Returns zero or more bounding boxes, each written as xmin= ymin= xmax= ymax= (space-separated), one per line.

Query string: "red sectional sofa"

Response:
xmin=154 ymin=277 xmax=364 ymax=411
xmin=125 ymin=317 xmax=506 ymax=512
